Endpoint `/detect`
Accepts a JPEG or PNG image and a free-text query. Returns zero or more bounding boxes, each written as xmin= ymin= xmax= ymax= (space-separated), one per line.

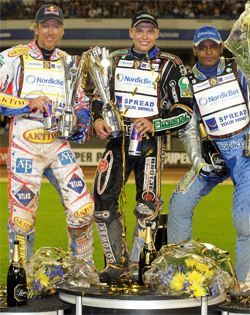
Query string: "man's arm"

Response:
xmin=152 ymin=59 xmax=194 ymax=136
xmin=179 ymin=111 xmax=227 ymax=181
xmin=0 ymin=93 xmax=49 ymax=116
xmin=91 ymin=90 xmax=111 ymax=140
xmin=67 ymin=83 xmax=91 ymax=143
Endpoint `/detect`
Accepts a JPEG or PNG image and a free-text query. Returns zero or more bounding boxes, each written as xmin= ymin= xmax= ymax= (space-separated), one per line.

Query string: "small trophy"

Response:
xmin=83 ymin=47 xmax=122 ymax=138
xmin=243 ymin=131 xmax=250 ymax=157
xmin=58 ymin=55 xmax=83 ymax=138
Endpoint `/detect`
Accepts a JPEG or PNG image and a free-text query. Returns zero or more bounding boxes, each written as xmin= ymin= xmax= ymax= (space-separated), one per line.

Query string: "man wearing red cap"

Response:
xmin=1 ymin=4 xmax=95 ymax=267
xmin=92 ymin=11 xmax=193 ymax=281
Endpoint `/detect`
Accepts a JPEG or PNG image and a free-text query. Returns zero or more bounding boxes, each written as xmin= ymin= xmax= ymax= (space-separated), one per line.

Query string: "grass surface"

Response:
xmin=0 ymin=181 xmax=235 ymax=286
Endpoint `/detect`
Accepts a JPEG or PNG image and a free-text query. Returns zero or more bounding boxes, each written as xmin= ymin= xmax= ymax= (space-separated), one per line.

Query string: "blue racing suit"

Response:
xmin=168 ymin=57 xmax=250 ymax=285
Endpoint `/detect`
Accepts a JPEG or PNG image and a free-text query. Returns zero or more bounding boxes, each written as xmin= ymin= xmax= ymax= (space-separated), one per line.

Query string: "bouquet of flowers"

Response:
xmin=224 ymin=1 xmax=250 ymax=78
xmin=143 ymin=240 xmax=235 ymax=298
xmin=24 ymin=247 xmax=100 ymax=299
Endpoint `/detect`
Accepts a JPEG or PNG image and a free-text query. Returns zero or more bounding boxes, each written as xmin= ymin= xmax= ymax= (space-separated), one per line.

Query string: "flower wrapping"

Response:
xmin=24 ymin=247 xmax=100 ymax=299
xmin=224 ymin=2 xmax=250 ymax=78
xmin=142 ymin=240 xmax=234 ymax=298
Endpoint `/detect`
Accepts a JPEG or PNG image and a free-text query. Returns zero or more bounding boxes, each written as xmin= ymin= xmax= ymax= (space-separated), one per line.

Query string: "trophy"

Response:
xmin=83 ymin=47 xmax=122 ymax=138
xmin=58 ymin=55 xmax=83 ymax=138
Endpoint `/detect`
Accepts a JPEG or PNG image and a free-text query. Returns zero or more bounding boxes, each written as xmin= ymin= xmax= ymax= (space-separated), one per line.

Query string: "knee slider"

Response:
xmin=134 ymin=202 xmax=161 ymax=221
xmin=95 ymin=209 xmax=120 ymax=224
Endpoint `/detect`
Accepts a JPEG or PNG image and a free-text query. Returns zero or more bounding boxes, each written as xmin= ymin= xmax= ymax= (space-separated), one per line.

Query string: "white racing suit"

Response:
xmin=0 ymin=42 xmax=95 ymax=266
xmin=92 ymin=45 xmax=193 ymax=275
xmin=168 ymin=57 xmax=250 ymax=285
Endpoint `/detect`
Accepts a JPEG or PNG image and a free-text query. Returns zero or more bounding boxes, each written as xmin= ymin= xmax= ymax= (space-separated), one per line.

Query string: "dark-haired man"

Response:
xmin=168 ymin=26 xmax=250 ymax=295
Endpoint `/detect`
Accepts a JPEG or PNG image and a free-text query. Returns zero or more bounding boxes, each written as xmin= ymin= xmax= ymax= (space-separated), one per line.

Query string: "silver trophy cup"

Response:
xmin=58 ymin=55 xmax=83 ymax=138
xmin=83 ymin=47 xmax=122 ymax=138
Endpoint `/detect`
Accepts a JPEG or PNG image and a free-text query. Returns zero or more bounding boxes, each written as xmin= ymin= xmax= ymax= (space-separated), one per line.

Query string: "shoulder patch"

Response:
xmin=109 ymin=49 xmax=129 ymax=58
xmin=159 ymin=52 xmax=182 ymax=65
xmin=8 ymin=46 xmax=30 ymax=58
xmin=57 ymin=51 xmax=69 ymax=58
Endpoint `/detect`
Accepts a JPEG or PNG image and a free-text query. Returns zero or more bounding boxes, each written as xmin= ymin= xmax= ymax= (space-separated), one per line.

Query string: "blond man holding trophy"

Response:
xmin=90 ymin=11 xmax=194 ymax=281
xmin=1 ymin=4 xmax=95 ymax=267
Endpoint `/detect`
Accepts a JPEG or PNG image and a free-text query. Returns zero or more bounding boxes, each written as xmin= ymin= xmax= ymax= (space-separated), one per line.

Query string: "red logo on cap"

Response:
xmin=44 ymin=6 xmax=59 ymax=16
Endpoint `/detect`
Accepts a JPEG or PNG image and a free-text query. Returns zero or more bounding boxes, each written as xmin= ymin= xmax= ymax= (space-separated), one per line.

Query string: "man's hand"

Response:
xmin=30 ymin=96 xmax=50 ymax=113
xmin=198 ymin=164 xmax=226 ymax=182
xmin=93 ymin=119 xmax=111 ymax=140
xmin=67 ymin=124 xmax=87 ymax=144
xmin=134 ymin=118 xmax=153 ymax=136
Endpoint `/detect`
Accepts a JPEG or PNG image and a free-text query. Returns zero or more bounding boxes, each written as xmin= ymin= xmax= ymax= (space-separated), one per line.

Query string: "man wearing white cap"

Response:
xmin=168 ymin=26 xmax=250 ymax=296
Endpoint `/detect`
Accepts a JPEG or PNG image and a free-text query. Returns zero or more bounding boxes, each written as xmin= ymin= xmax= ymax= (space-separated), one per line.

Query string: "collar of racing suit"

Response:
xmin=192 ymin=57 xmax=225 ymax=80
xmin=35 ymin=41 xmax=55 ymax=60
xmin=129 ymin=44 xmax=160 ymax=60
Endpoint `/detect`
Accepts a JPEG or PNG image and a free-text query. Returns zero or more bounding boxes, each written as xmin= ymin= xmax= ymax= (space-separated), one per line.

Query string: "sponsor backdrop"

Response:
xmin=0 ymin=147 xmax=191 ymax=167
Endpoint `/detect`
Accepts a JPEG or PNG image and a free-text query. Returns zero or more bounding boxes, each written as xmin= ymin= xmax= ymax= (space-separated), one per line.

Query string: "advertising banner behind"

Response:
xmin=0 ymin=147 xmax=191 ymax=168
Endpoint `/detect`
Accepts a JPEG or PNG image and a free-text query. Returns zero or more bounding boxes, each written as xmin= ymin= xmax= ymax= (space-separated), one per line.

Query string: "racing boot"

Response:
xmin=67 ymin=223 xmax=95 ymax=268
xmin=95 ymin=210 xmax=129 ymax=282
xmin=8 ymin=225 xmax=35 ymax=265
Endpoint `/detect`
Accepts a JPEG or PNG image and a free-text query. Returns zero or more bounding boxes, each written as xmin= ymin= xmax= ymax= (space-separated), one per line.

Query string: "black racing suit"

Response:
xmin=92 ymin=45 xmax=193 ymax=271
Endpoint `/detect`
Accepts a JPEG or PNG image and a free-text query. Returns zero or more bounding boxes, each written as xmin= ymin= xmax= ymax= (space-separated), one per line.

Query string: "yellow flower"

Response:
xmin=185 ymin=257 xmax=197 ymax=269
xmin=204 ymin=269 xmax=214 ymax=279
xmin=170 ymin=272 xmax=185 ymax=291
xmin=187 ymin=280 xmax=207 ymax=297
xmin=186 ymin=269 xmax=205 ymax=284
xmin=196 ymin=262 xmax=209 ymax=272
xmin=37 ymin=273 xmax=50 ymax=288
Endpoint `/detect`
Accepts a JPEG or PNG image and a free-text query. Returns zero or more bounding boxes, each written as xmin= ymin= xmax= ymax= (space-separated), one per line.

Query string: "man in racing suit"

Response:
xmin=168 ymin=26 xmax=250 ymax=294
xmin=91 ymin=11 xmax=193 ymax=281
xmin=1 ymin=4 xmax=95 ymax=267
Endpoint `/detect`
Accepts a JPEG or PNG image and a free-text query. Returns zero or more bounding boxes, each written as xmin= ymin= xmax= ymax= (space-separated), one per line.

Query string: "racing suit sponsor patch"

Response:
xmin=143 ymin=157 xmax=156 ymax=201
xmin=205 ymin=117 xmax=219 ymax=132
xmin=97 ymin=151 xmax=113 ymax=195
xmin=179 ymin=77 xmax=192 ymax=97
xmin=57 ymin=51 xmax=68 ymax=58
xmin=216 ymin=138 xmax=243 ymax=151
xmin=67 ymin=174 xmax=85 ymax=194
xmin=74 ymin=202 xmax=94 ymax=218
xmin=14 ymin=217 xmax=33 ymax=230
xmin=96 ymin=223 xmax=115 ymax=264
xmin=0 ymin=94 xmax=30 ymax=107
xmin=175 ymin=169 xmax=197 ymax=194
xmin=58 ymin=150 xmax=76 ymax=165
xmin=23 ymin=129 xmax=57 ymax=144
xmin=8 ymin=47 xmax=30 ymax=57
xmin=16 ymin=158 xmax=33 ymax=174
xmin=75 ymin=241 xmax=93 ymax=254
xmin=15 ymin=185 xmax=35 ymax=207
xmin=153 ymin=113 xmax=190 ymax=131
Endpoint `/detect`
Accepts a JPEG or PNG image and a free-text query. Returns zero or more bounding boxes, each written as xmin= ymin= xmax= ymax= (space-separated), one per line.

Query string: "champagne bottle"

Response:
xmin=199 ymin=121 xmax=228 ymax=176
xmin=7 ymin=240 xmax=27 ymax=306
xmin=155 ymin=213 xmax=168 ymax=252
xmin=139 ymin=222 xmax=157 ymax=285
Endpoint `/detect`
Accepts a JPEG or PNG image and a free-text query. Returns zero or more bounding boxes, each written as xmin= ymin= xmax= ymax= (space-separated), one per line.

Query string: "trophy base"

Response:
xmin=108 ymin=130 xmax=123 ymax=138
